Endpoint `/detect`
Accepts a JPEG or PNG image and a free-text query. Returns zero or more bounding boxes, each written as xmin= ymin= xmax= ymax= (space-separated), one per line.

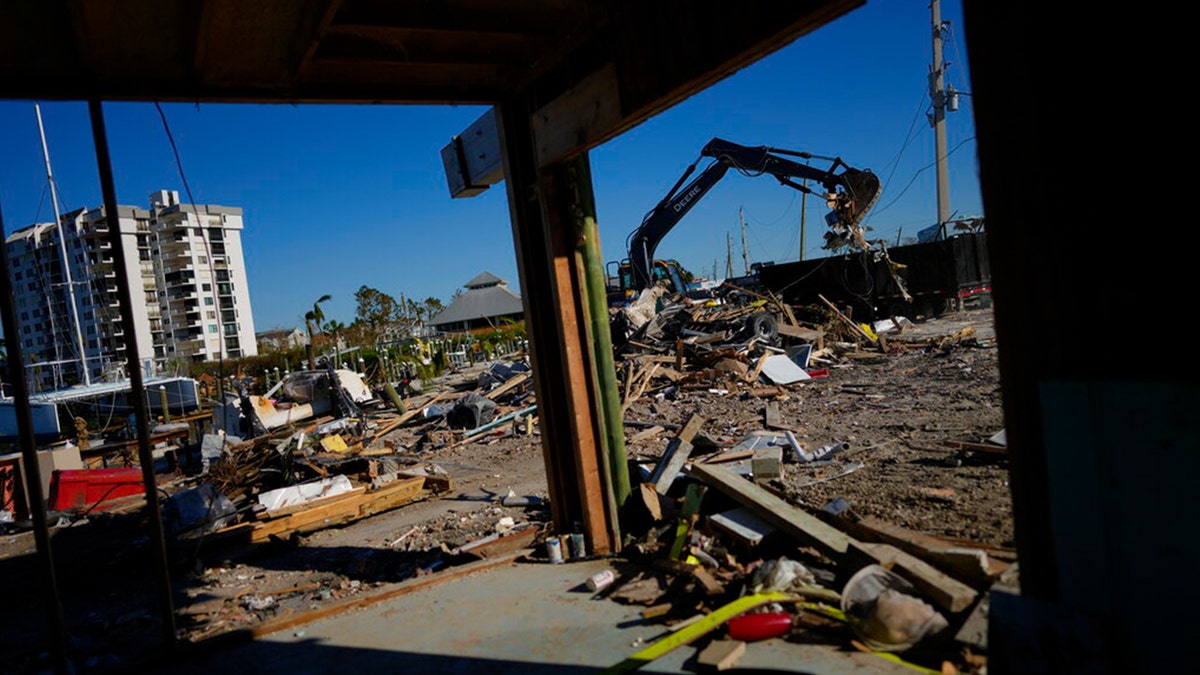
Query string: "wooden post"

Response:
xmin=496 ymin=102 xmax=615 ymax=554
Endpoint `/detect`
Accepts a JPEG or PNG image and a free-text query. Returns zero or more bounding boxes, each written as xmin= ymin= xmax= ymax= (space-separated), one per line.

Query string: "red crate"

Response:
xmin=49 ymin=468 xmax=145 ymax=512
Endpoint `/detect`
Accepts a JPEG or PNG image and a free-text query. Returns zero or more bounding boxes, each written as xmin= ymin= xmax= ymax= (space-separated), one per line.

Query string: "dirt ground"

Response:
xmin=0 ymin=305 xmax=1010 ymax=673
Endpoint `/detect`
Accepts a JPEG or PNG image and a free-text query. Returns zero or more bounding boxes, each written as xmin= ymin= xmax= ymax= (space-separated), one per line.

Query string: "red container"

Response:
xmin=727 ymin=612 xmax=793 ymax=641
xmin=49 ymin=468 xmax=145 ymax=512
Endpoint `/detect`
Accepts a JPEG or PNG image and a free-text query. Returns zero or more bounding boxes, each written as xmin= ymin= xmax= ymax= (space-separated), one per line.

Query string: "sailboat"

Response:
xmin=0 ymin=104 xmax=201 ymax=445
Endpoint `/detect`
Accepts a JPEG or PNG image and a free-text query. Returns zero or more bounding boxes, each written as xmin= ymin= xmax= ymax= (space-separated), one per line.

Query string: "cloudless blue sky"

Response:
xmin=0 ymin=0 xmax=980 ymax=333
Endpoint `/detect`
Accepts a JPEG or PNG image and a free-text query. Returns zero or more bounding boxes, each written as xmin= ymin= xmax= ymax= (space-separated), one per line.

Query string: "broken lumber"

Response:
xmin=650 ymin=439 xmax=693 ymax=495
xmin=818 ymin=294 xmax=879 ymax=347
xmin=629 ymin=425 xmax=665 ymax=443
xmin=838 ymin=516 xmax=1006 ymax=589
xmin=697 ymin=639 xmax=746 ymax=671
xmin=745 ymin=353 xmax=771 ymax=383
xmin=209 ymin=476 xmax=428 ymax=545
xmin=688 ymin=463 xmax=851 ymax=559
xmin=369 ymin=390 xmax=455 ymax=441
xmin=484 ymin=372 xmax=531 ymax=400
xmin=648 ymin=414 xmax=706 ymax=494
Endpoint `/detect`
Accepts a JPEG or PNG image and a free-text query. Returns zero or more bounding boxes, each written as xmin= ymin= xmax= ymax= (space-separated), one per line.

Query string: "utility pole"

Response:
xmin=798 ymin=162 xmax=809 ymax=261
xmin=930 ymin=0 xmax=953 ymax=227
xmin=739 ymin=207 xmax=750 ymax=275
xmin=725 ymin=232 xmax=733 ymax=278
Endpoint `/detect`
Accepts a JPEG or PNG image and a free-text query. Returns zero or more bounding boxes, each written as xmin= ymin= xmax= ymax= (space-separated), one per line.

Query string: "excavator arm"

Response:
xmin=627 ymin=137 xmax=881 ymax=292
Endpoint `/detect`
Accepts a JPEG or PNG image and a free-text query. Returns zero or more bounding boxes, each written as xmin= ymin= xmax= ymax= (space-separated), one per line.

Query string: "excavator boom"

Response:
xmin=626 ymin=137 xmax=880 ymax=292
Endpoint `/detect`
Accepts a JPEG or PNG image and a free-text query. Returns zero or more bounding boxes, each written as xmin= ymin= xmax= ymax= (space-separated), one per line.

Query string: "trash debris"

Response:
xmin=162 ymin=483 xmax=238 ymax=536
xmin=257 ymin=475 xmax=355 ymax=512
xmin=841 ymin=564 xmax=949 ymax=652
xmin=748 ymin=557 xmax=816 ymax=593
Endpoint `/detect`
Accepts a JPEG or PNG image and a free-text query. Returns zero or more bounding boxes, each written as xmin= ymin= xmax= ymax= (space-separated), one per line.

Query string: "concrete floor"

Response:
xmin=153 ymin=556 xmax=924 ymax=675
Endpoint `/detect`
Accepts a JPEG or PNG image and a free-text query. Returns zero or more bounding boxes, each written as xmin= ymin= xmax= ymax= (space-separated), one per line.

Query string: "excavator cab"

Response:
xmin=606 ymin=259 xmax=690 ymax=307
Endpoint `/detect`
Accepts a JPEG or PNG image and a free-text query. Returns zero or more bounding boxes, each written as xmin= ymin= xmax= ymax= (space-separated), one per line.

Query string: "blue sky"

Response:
xmin=0 ymin=0 xmax=980 ymax=332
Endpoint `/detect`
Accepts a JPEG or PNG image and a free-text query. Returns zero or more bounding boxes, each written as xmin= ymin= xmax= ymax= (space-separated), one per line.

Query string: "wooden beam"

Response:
xmin=497 ymin=101 xmax=614 ymax=554
xmin=688 ymin=463 xmax=851 ymax=559
xmin=532 ymin=61 xmax=622 ymax=168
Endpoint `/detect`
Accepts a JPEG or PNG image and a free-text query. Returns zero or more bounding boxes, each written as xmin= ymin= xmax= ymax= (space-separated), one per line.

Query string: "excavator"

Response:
xmin=609 ymin=137 xmax=883 ymax=303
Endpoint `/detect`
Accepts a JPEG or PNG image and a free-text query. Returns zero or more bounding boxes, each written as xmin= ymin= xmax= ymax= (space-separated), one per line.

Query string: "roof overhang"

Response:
xmin=1 ymin=0 xmax=863 ymax=157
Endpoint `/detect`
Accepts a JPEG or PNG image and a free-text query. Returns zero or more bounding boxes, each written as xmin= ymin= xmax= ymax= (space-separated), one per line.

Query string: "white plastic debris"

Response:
xmin=841 ymin=564 xmax=948 ymax=652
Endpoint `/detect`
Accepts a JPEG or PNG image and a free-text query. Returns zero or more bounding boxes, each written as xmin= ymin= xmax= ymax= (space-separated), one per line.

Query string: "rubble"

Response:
xmin=2 ymin=300 xmax=1006 ymax=673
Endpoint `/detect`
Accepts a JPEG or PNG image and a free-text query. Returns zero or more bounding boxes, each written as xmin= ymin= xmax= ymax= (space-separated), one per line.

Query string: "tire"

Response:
xmin=746 ymin=312 xmax=778 ymax=342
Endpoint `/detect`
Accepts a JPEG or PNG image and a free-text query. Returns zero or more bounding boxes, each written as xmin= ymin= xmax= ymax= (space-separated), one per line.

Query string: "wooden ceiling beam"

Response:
xmin=331 ymin=0 xmax=585 ymax=37
xmin=518 ymin=0 xmax=864 ymax=168
xmin=317 ymin=25 xmax=550 ymax=66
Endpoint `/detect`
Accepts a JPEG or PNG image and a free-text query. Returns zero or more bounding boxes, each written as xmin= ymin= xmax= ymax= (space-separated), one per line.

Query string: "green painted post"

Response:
xmin=569 ymin=155 xmax=632 ymax=513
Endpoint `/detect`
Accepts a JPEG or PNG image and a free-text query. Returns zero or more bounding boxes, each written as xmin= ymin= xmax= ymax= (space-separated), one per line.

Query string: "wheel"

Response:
xmin=746 ymin=312 xmax=778 ymax=342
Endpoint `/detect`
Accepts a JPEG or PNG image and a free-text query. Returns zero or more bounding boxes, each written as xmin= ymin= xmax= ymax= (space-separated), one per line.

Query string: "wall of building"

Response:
xmin=3 ymin=189 xmax=258 ymax=391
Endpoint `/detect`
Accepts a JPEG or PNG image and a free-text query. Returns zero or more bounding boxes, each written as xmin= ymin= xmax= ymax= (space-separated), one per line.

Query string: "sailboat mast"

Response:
xmin=35 ymin=103 xmax=91 ymax=386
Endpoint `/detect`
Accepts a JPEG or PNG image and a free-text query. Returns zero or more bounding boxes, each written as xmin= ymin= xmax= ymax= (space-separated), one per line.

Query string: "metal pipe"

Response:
xmin=87 ymin=99 xmax=178 ymax=645
xmin=0 ymin=195 xmax=71 ymax=673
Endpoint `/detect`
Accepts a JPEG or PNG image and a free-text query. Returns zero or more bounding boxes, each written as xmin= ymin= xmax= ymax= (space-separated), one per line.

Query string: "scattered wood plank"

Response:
xmin=676 ymin=414 xmax=707 ymax=444
xmin=209 ymin=476 xmax=428 ymax=545
xmin=688 ymin=463 xmax=852 ymax=559
xmin=369 ymin=390 xmax=456 ymax=441
xmin=818 ymin=294 xmax=879 ymax=347
xmin=484 ymin=372 xmax=531 ymax=400
xmin=776 ymin=323 xmax=825 ymax=343
xmin=744 ymin=353 xmax=771 ymax=384
xmin=697 ymin=639 xmax=746 ymax=671
xmin=647 ymin=413 xmax=706 ymax=495
xmin=638 ymin=482 xmax=664 ymax=521
xmin=697 ymin=449 xmax=754 ymax=465
xmin=629 ymin=425 xmax=665 ymax=443
xmin=839 ymin=516 xmax=1005 ymax=589
xmin=622 ymin=363 xmax=660 ymax=412
xmin=650 ymin=439 xmax=693 ymax=495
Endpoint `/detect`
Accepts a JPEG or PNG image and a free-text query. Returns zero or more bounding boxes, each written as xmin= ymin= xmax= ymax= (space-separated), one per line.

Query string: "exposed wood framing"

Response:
xmin=496 ymin=100 xmax=615 ymax=554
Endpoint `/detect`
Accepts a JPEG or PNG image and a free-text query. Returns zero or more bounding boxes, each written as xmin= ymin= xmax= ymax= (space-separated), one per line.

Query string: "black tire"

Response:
xmin=746 ymin=312 xmax=778 ymax=342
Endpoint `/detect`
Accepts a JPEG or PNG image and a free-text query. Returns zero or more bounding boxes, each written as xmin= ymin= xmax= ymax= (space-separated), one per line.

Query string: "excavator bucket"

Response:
xmin=835 ymin=168 xmax=882 ymax=227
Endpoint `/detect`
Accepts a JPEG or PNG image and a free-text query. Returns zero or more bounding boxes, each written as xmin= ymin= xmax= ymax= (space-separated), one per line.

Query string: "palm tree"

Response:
xmin=304 ymin=294 xmax=331 ymax=369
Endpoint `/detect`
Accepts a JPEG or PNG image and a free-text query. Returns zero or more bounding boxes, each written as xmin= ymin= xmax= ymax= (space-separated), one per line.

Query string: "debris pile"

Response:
xmin=540 ymin=294 xmax=1007 ymax=673
xmin=550 ymin=410 xmax=1011 ymax=674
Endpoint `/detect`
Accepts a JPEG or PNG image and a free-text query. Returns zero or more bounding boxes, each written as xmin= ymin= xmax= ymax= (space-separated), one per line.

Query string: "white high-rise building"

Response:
xmin=148 ymin=190 xmax=258 ymax=364
xmin=4 ymin=190 xmax=258 ymax=392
